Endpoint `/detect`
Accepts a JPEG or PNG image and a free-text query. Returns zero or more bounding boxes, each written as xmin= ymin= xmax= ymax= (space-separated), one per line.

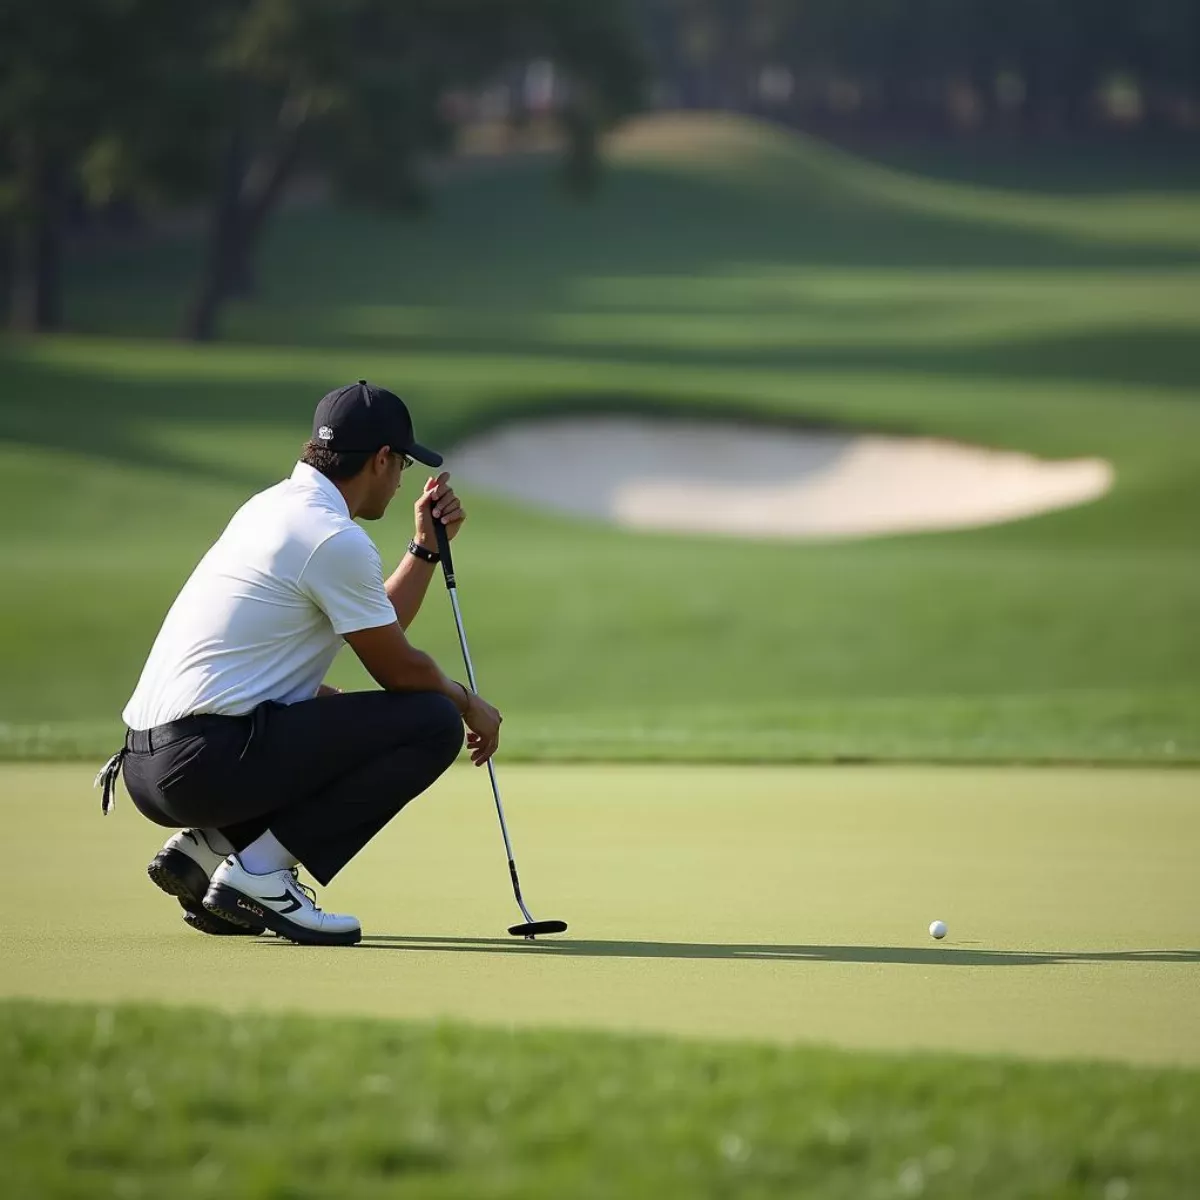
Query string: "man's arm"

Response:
xmin=386 ymin=472 xmax=465 ymax=629
xmin=385 ymin=552 xmax=437 ymax=631
xmin=344 ymin=622 xmax=465 ymax=705
xmin=344 ymin=622 xmax=503 ymax=764
xmin=302 ymin=512 xmax=501 ymax=764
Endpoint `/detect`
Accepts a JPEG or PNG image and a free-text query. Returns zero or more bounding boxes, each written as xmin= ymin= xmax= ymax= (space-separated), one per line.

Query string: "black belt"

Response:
xmin=124 ymin=712 xmax=248 ymax=755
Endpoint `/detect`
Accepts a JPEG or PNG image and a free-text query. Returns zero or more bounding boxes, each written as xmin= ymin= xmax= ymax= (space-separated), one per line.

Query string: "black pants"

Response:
xmin=120 ymin=691 xmax=464 ymax=885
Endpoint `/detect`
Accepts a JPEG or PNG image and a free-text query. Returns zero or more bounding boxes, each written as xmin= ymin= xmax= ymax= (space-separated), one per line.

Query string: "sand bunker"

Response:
xmin=448 ymin=416 xmax=1113 ymax=539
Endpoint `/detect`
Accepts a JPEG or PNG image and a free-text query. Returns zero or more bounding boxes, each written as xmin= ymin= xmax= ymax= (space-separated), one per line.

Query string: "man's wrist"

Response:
xmin=450 ymin=680 xmax=472 ymax=716
xmin=408 ymin=538 xmax=440 ymax=564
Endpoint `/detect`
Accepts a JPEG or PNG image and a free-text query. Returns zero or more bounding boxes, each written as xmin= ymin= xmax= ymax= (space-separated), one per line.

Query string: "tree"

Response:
xmin=637 ymin=0 xmax=1199 ymax=138
xmin=0 ymin=0 xmax=180 ymax=331
xmin=173 ymin=0 xmax=644 ymax=341
xmin=0 ymin=0 xmax=643 ymax=338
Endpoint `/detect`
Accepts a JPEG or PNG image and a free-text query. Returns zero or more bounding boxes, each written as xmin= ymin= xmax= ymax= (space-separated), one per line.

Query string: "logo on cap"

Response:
xmin=317 ymin=426 xmax=334 ymax=441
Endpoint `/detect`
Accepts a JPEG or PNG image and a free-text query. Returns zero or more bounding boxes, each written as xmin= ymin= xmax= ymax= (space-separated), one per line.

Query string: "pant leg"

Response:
xmin=220 ymin=690 xmax=464 ymax=884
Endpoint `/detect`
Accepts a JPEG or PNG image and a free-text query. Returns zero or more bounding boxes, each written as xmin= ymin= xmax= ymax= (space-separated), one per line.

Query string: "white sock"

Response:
xmin=198 ymin=828 xmax=235 ymax=856
xmin=237 ymin=830 xmax=299 ymax=876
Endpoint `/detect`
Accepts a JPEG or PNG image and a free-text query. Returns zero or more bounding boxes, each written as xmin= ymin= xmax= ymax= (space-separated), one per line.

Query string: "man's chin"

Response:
xmin=359 ymin=492 xmax=397 ymax=522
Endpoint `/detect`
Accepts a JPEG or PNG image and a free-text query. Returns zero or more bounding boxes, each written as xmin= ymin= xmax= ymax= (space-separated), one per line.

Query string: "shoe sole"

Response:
xmin=182 ymin=905 xmax=265 ymax=936
xmin=149 ymin=848 xmax=264 ymax=937
xmin=204 ymin=882 xmax=362 ymax=947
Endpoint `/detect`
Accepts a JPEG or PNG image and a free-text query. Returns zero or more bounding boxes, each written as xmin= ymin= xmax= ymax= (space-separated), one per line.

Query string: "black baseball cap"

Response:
xmin=312 ymin=380 xmax=443 ymax=467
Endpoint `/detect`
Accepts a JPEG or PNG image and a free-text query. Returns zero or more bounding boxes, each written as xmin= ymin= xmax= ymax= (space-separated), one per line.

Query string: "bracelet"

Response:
xmin=408 ymin=539 xmax=440 ymax=564
xmin=454 ymin=680 xmax=472 ymax=715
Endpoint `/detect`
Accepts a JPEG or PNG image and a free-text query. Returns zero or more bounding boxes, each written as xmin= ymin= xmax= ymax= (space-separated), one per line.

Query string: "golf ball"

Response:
xmin=929 ymin=920 xmax=947 ymax=940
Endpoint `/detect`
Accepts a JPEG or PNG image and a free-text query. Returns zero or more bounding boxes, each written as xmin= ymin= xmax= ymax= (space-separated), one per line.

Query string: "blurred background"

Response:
xmin=1 ymin=0 xmax=1197 ymax=764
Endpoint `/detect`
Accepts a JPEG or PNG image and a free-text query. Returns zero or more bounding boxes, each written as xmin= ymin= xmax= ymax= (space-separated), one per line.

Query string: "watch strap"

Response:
xmin=408 ymin=539 xmax=440 ymax=563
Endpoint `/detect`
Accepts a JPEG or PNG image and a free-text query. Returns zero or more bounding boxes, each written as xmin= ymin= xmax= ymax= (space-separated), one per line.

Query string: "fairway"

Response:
xmin=6 ymin=763 xmax=1198 ymax=1065
xmin=3 ymin=115 xmax=1199 ymax=766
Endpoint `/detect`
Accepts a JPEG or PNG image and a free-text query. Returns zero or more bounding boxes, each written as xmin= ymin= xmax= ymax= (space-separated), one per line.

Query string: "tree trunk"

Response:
xmin=224 ymin=246 xmax=258 ymax=299
xmin=236 ymin=131 xmax=304 ymax=284
xmin=182 ymin=121 xmax=302 ymax=341
xmin=182 ymin=133 xmax=247 ymax=342
xmin=0 ymin=230 xmax=11 ymax=327
xmin=9 ymin=135 xmax=65 ymax=333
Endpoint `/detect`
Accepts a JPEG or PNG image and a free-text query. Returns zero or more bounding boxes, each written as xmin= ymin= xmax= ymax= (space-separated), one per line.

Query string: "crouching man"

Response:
xmin=95 ymin=380 xmax=501 ymax=946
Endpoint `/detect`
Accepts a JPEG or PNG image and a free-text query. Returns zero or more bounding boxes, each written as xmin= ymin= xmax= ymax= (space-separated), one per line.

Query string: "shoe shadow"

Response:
xmin=340 ymin=936 xmax=1200 ymax=967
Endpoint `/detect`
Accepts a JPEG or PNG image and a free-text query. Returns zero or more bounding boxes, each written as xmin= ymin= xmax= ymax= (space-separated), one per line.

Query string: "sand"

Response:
xmin=447 ymin=416 xmax=1113 ymax=539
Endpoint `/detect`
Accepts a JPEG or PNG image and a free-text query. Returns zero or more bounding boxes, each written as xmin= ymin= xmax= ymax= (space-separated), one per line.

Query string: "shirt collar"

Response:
xmin=290 ymin=460 xmax=350 ymax=517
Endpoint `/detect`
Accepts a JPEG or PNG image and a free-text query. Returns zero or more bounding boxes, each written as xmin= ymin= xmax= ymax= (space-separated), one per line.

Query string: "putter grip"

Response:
xmin=433 ymin=514 xmax=456 ymax=587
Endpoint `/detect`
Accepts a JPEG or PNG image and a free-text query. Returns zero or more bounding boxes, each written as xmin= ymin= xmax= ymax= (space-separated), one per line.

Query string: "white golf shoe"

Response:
xmin=204 ymin=857 xmax=362 ymax=946
xmin=148 ymin=829 xmax=264 ymax=937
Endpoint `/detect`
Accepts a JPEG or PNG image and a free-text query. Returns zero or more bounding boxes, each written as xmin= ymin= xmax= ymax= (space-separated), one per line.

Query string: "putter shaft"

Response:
xmin=434 ymin=518 xmax=550 ymax=932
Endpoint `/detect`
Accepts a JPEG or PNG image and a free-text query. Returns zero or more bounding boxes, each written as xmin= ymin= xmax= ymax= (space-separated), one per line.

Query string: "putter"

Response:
xmin=432 ymin=514 xmax=568 ymax=940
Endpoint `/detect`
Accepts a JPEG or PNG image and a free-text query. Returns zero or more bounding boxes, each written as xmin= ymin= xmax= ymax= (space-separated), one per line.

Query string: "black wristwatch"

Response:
xmin=408 ymin=539 xmax=440 ymax=564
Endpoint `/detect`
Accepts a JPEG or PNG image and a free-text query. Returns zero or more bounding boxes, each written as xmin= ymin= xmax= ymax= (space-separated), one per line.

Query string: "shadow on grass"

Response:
xmin=332 ymin=936 xmax=1200 ymax=966
xmin=3 ymin=318 xmax=1199 ymax=497
xmin=218 ymin=322 xmax=1200 ymax=396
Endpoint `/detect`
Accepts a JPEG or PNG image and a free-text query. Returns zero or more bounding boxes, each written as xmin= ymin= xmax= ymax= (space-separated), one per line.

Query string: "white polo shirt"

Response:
xmin=123 ymin=462 xmax=398 ymax=729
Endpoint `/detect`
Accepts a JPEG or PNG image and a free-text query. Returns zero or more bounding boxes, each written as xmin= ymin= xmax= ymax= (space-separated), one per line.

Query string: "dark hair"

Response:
xmin=299 ymin=439 xmax=373 ymax=481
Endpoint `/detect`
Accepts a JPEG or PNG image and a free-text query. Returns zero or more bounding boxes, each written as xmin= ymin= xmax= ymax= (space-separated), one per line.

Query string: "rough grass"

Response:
xmin=1 ymin=113 xmax=1198 ymax=762
xmin=4 ymin=999 xmax=1200 ymax=1200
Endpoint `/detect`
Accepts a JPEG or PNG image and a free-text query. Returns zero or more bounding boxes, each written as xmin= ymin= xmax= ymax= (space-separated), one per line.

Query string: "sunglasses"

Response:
xmin=390 ymin=451 xmax=415 ymax=469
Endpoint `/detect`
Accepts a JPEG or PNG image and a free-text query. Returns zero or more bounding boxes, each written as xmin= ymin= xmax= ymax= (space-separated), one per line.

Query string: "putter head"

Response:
xmin=508 ymin=919 xmax=568 ymax=940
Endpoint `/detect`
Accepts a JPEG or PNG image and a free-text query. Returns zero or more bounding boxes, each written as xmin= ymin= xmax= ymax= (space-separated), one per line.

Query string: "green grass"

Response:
xmin=6 ymin=757 xmax=1200 ymax=1194
xmin=6 ymin=998 xmax=1200 ymax=1200
xmin=829 ymin=132 xmax=1200 ymax=194
xmin=1 ymin=113 xmax=1199 ymax=762
xmin=6 ymin=764 xmax=1199 ymax=1064
xmin=5 ymin=117 xmax=1198 ymax=1193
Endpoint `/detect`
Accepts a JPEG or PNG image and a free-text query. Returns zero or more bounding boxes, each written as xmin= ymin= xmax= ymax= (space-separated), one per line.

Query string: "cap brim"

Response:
xmin=407 ymin=441 xmax=443 ymax=468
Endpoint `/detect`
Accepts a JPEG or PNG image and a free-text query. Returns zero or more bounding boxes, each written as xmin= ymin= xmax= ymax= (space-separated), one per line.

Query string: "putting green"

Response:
xmin=5 ymin=763 xmax=1197 ymax=1065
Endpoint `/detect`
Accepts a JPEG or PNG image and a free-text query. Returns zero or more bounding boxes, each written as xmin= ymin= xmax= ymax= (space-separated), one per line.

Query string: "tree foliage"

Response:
xmin=643 ymin=0 xmax=1198 ymax=134
xmin=0 ymin=0 xmax=644 ymax=337
xmin=0 ymin=0 xmax=180 ymax=328
xmin=4 ymin=0 xmax=1193 ymax=338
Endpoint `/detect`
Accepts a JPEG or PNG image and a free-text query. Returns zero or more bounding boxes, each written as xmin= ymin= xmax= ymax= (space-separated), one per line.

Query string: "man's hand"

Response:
xmin=414 ymin=472 xmax=465 ymax=551
xmin=463 ymin=691 xmax=502 ymax=766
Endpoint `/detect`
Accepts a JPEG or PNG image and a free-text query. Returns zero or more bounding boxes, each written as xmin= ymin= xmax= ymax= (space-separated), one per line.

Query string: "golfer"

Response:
xmin=95 ymin=380 xmax=501 ymax=946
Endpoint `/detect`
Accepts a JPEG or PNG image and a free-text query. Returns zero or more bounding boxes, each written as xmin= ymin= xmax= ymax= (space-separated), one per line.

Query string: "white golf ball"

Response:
xmin=929 ymin=920 xmax=947 ymax=940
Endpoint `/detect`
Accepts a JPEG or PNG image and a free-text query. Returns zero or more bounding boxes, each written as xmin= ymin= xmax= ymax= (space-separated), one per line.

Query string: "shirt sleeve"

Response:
xmin=299 ymin=528 xmax=398 ymax=635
